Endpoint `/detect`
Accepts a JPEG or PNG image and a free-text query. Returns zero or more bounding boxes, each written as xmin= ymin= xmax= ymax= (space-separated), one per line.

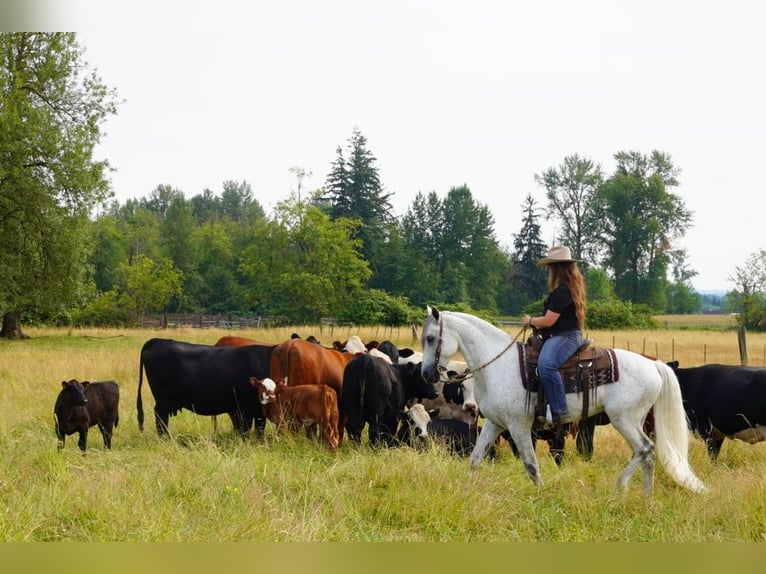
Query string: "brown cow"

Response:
xmin=214 ymin=335 xmax=271 ymax=347
xmin=270 ymin=338 xmax=357 ymax=398
xmin=250 ymin=377 xmax=340 ymax=449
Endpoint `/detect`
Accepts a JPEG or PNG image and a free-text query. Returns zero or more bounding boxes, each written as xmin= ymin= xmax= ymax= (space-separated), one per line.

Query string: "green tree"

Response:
xmin=584 ymin=267 xmax=616 ymax=304
xmin=398 ymin=193 xmax=443 ymax=307
xmin=534 ymin=153 xmax=604 ymax=262
xmin=240 ymin=198 xmax=371 ymax=322
xmin=508 ymin=193 xmax=548 ymax=313
xmin=118 ymin=254 xmax=183 ymax=327
xmin=220 ymin=179 xmax=264 ymax=239
xmin=143 ymin=183 xmax=182 ymax=219
xmin=90 ymin=213 xmax=129 ymax=293
xmin=400 ymin=186 xmax=506 ymax=311
xmin=0 ymin=33 xmax=118 ymax=337
xmin=193 ymin=221 xmax=242 ymax=314
xmin=321 ymin=127 xmax=394 ymax=282
xmin=160 ymin=194 xmax=199 ymax=311
xmin=441 ymin=185 xmax=506 ymax=312
xmin=594 ymin=150 xmax=692 ymax=311
xmin=190 ymin=188 xmax=221 ymax=224
xmin=727 ymin=249 xmax=766 ymax=331
xmin=665 ymin=248 xmax=702 ymax=314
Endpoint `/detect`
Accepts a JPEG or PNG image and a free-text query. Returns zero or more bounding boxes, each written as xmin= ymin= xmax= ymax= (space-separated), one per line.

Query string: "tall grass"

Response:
xmin=0 ymin=324 xmax=764 ymax=541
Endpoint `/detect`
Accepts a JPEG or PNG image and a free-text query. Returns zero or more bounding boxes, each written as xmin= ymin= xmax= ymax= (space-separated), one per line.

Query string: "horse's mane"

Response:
xmin=441 ymin=311 xmax=511 ymax=341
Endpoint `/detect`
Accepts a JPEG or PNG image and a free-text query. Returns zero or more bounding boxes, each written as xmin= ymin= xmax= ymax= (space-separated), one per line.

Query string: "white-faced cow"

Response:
xmin=341 ymin=354 xmax=438 ymax=447
xmin=137 ymin=338 xmax=274 ymax=437
xmin=399 ymin=403 xmax=482 ymax=456
xmin=250 ymin=377 xmax=340 ymax=449
xmin=668 ymin=361 xmax=766 ymax=459
xmin=54 ymin=379 xmax=120 ymax=453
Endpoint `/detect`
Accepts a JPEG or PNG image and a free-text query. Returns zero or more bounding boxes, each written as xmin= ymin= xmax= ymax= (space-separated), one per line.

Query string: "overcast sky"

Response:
xmin=49 ymin=0 xmax=766 ymax=292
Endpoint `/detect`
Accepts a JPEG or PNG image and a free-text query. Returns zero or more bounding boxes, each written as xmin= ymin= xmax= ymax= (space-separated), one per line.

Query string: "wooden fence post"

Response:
xmin=738 ymin=324 xmax=748 ymax=365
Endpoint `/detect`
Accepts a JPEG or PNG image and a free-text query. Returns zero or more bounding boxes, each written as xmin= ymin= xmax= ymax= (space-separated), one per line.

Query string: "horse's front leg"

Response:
xmin=506 ymin=420 xmax=543 ymax=487
xmin=469 ymin=418 xmax=503 ymax=469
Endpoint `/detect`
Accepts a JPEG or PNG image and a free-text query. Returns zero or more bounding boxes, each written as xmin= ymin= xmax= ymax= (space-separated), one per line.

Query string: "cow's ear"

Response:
xmin=279 ymin=377 xmax=288 ymax=386
xmin=429 ymin=408 xmax=440 ymax=418
xmin=81 ymin=381 xmax=91 ymax=388
xmin=61 ymin=381 xmax=68 ymax=389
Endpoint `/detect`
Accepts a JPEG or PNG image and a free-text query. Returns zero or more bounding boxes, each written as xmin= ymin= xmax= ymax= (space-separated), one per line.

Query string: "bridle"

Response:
xmin=431 ymin=314 xmax=527 ymax=382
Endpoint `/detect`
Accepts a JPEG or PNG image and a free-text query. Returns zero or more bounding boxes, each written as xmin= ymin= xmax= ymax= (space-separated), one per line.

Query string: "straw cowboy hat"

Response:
xmin=537 ymin=245 xmax=582 ymax=267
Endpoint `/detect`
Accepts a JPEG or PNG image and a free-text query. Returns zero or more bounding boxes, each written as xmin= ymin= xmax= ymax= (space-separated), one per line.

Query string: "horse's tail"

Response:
xmin=652 ymin=360 xmax=707 ymax=493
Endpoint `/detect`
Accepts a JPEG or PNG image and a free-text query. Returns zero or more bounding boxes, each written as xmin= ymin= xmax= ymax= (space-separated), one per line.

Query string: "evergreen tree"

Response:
xmin=322 ymin=127 xmax=395 ymax=282
xmin=508 ymin=194 xmax=548 ymax=313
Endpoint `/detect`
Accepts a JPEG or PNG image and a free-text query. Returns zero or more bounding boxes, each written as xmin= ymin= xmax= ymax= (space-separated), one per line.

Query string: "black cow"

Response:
xmin=668 ymin=361 xmax=766 ymax=459
xmin=54 ymin=379 xmax=120 ymax=453
xmin=340 ymin=354 xmax=438 ymax=447
xmin=137 ymin=338 xmax=274 ymax=436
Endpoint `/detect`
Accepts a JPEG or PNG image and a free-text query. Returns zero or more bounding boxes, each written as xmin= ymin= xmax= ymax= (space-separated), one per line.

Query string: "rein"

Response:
xmin=435 ymin=317 xmax=528 ymax=383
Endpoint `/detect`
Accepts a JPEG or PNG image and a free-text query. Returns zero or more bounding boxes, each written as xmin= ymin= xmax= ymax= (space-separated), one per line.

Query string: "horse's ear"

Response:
xmin=427 ymin=305 xmax=439 ymax=321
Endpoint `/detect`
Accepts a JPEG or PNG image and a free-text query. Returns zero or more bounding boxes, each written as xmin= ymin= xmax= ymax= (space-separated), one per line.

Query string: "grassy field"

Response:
xmin=0 ymin=321 xmax=764 ymax=541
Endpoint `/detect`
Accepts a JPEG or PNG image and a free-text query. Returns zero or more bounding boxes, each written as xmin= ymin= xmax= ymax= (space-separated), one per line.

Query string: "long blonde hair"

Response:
xmin=547 ymin=262 xmax=586 ymax=329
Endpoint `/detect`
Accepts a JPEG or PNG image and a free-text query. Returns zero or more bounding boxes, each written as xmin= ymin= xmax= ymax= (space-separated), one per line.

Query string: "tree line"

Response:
xmin=1 ymin=33 xmax=750 ymax=339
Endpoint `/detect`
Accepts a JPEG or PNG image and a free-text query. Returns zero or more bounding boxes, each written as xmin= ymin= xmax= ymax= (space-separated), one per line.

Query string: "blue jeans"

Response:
xmin=538 ymin=329 xmax=584 ymax=418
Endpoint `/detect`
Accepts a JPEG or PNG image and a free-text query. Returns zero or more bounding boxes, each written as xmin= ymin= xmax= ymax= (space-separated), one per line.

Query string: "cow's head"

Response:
xmin=251 ymin=377 xmax=277 ymax=405
xmin=405 ymin=404 xmax=432 ymax=440
xmin=59 ymin=379 xmax=88 ymax=406
xmin=399 ymin=362 xmax=438 ymax=400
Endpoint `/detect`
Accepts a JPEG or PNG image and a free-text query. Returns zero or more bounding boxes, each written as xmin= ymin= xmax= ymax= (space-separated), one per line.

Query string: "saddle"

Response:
xmin=518 ymin=335 xmax=619 ymax=422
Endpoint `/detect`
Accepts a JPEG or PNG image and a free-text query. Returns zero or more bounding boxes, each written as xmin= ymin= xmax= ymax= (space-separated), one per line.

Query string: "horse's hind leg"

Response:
xmin=611 ymin=416 xmax=655 ymax=493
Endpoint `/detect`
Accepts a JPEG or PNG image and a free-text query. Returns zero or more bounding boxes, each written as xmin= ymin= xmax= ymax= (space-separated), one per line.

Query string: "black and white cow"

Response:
xmin=400 ymin=403 xmax=494 ymax=457
xmin=340 ymin=353 xmax=438 ymax=447
xmin=668 ymin=361 xmax=766 ymax=459
xmin=137 ymin=338 xmax=274 ymax=436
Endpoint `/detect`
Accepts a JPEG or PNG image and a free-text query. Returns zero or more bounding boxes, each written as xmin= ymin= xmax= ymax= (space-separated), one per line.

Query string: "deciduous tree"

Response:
xmin=0 ymin=33 xmax=118 ymax=337
xmin=594 ymin=150 xmax=692 ymax=311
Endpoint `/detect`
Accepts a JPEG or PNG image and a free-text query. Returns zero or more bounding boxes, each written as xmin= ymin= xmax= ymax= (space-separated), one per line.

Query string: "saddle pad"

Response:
xmin=517 ymin=343 xmax=619 ymax=393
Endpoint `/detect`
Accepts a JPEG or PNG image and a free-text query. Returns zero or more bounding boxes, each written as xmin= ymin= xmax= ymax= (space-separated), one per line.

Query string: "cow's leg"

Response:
xmin=55 ymin=423 xmax=65 ymax=451
xmin=368 ymin=415 xmax=382 ymax=447
xmin=304 ymin=422 xmax=319 ymax=441
xmin=346 ymin=416 xmax=364 ymax=445
xmin=706 ymin=435 xmax=724 ymax=460
xmin=99 ymin=422 xmax=113 ymax=449
xmin=547 ymin=424 xmax=569 ymax=466
xmin=239 ymin=414 xmax=255 ymax=438
xmin=575 ymin=417 xmax=597 ymax=461
xmin=321 ymin=416 xmax=339 ymax=449
xmin=77 ymin=427 xmax=88 ymax=453
xmin=253 ymin=417 xmax=266 ymax=439
xmin=337 ymin=411 xmax=347 ymax=446
xmin=154 ymin=406 xmax=170 ymax=435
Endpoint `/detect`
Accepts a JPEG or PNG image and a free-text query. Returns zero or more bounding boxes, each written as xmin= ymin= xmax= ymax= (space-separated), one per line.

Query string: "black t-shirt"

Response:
xmin=540 ymin=283 xmax=580 ymax=339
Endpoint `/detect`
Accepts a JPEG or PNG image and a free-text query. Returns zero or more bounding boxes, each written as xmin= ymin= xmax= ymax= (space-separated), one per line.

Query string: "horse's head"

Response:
xmin=421 ymin=305 xmax=459 ymax=384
